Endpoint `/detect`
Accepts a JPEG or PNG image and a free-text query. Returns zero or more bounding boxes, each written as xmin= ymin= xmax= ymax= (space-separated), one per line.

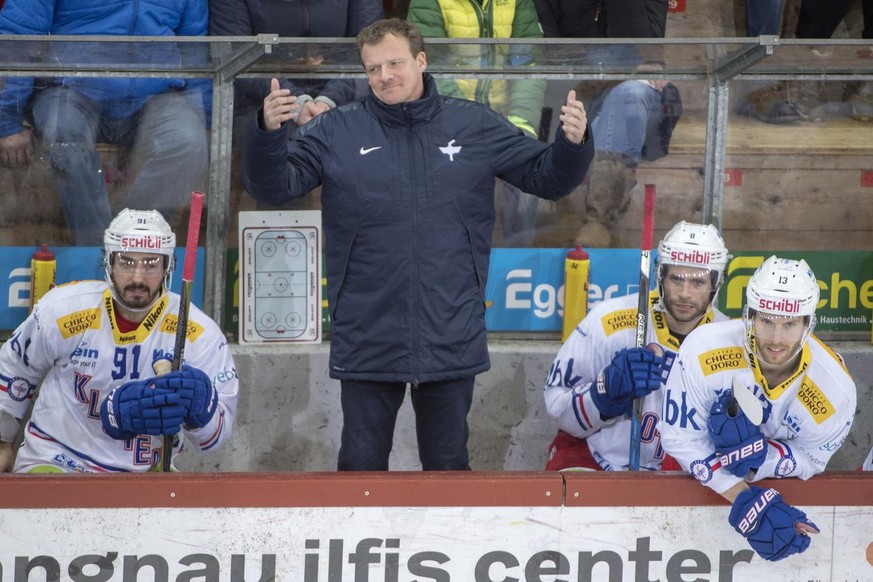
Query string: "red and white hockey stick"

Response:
xmin=628 ymin=184 xmax=656 ymax=470
xmin=154 ymin=191 xmax=205 ymax=472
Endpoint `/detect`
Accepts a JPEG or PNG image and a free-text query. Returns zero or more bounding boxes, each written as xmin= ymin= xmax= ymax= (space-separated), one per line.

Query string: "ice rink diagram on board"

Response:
xmin=239 ymin=211 xmax=321 ymax=344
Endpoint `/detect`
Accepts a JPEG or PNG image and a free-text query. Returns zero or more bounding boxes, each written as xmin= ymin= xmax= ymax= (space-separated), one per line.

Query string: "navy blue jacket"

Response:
xmin=242 ymin=74 xmax=594 ymax=382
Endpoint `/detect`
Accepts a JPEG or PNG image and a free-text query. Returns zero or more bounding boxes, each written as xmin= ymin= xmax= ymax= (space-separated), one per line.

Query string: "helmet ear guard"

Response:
xmin=742 ymin=256 xmax=819 ymax=358
xmin=656 ymin=221 xmax=729 ymax=309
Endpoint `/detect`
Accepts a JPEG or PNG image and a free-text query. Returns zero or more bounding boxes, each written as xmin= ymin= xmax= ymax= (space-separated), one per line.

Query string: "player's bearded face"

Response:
xmin=111 ymin=252 xmax=165 ymax=309
xmin=751 ymin=313 xmax=806 ymax=367
xmin=661 ymin=265 xmax=713 ymax=324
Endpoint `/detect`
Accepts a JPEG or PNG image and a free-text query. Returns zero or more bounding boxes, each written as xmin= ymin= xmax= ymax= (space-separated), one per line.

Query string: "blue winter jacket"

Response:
xmin=0 ymin=0 xmax=210 ymax=137
xmin=241 ymin=74 xmax=594 ymax=383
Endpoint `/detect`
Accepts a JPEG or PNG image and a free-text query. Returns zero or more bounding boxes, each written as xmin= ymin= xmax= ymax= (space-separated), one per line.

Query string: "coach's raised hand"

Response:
xmin=262 ymin=78 xmax=300 ymax=132
xmin=560 ymin=90 xmax=588 ymax=145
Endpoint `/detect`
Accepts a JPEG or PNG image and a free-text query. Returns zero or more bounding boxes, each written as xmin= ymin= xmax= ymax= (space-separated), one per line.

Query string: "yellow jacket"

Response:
xmin=408 ymin=0 xmax=546 ymax=138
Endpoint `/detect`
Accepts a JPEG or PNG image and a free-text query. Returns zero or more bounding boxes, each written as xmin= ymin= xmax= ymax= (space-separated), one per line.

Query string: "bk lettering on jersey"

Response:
xmin=57 ymin=308 xmax=102 ymax=339
xmin=698 ymin=346 xmax=745 ymax=376
xmin=600 ymin=308 xmax=636 ymax=337
xmin=797 ymin=377 xmax=834 ymax=423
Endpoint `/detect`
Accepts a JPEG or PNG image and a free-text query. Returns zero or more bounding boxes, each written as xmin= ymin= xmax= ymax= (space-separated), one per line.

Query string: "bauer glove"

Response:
xmin=708 ymin=389 xmax=767 ymax=477
xmin=590 ymin=347 xmax=663 ymax=418
xmin=152 ymin=365 xmax=218 ymax=429
xmin=729 ymin=486 xmax=818 ymax=561
xmin=100 ymin=380 xmax=185 ymax=440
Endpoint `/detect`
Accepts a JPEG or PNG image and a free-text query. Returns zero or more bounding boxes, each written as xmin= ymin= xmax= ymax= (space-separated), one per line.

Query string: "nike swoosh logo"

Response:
xmin=359 ymin=146 xmax=382 ymax=155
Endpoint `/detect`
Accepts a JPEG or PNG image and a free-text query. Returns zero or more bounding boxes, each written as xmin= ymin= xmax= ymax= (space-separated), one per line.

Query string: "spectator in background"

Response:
xmin=746 ymin=0 xmax=785 ymax=36
xmin=736 ymin=0 xmax=873 ymax=123
xmin=534 ymin=0 xmax=682 ymax=248
xmin=209 ymin=0 xmax=384 ymax=125
xmin=0 ymin=0 xmax=210 ymax=246
xmin=210 ymin=0 xmax=383 ymax=213
xmin=240 ymin=18 xmax=593 ymax=471
xmin=406 ymin=0 xmax=547 ymax=247
xmin=534 ymin=0 xmax=667 ymax=38
xmin=660 ymin=256 xmax=856 ymax=561
xmin=544 ymin=222 xmax=729 ymax=471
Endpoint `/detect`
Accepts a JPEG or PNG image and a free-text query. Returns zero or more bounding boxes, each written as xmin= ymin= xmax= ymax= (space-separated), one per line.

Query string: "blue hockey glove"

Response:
xmin=708 ymin=390 xmax=766 ymax=477
xmin=152 ymin=365 xmax=218 ymax=429
xmin=729 ymin=486 xmax=819 ymax=561
xmin=590 ymin=347 xmax=664 ymax=418
xmin=100 ymin=380 xmax=185 ymax=440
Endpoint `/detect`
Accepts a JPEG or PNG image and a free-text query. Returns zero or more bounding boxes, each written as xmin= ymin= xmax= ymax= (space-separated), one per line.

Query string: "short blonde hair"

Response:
xmin=356 ymin=18 xmax=426 ymax=62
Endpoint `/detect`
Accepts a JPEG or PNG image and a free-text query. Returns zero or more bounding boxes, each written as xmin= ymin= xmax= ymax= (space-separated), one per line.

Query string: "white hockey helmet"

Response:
xmin=104 ymin=208 xmax=176 ymax=259
xmin=103 ymin=209 xmax=176 ymax=309
xmin=656 ymin=221 xmax=729 ymax=307
xmin=743 ymin=256 xmax=819 ymax=355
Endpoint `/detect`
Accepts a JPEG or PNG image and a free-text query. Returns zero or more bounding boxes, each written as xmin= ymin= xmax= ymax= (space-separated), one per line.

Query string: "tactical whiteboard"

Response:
xmin=239 ymin=211 xmax=322 ymax=344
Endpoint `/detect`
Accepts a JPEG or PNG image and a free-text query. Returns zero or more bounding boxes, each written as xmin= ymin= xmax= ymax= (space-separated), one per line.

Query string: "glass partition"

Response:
xmin=0 ymin=36 xmax=871 ymax=337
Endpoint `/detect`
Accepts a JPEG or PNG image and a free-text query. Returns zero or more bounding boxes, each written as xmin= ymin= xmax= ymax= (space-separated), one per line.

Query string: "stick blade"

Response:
xmin=731 ymin=376 xmax=764 ymax=425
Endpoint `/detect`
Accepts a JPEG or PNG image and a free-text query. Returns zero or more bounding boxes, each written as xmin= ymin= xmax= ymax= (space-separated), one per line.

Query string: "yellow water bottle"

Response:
xmin=30 ymin=244 xmax=56 ymax=312
xmin=562 ymin=245 xmax=590 ymax=341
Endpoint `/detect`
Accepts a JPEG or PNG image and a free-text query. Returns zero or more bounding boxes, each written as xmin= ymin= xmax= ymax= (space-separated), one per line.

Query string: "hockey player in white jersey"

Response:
xmin=544 ymin=221 xmax=729 ymax=471
xmin=660 ymin=256 xmax=856 ymax=561
xmin=0 ymin=209 xmax=238 ymax=473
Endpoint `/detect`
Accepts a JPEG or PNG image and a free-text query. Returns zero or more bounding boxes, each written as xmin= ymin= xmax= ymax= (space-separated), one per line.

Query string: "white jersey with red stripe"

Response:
xmin=659 ymin=319 xmax=856 ymax=494
xmin=0 ymin=280 xmax=238 ymax=473
xmin=544 ymin=290 xmax=727 ymax=471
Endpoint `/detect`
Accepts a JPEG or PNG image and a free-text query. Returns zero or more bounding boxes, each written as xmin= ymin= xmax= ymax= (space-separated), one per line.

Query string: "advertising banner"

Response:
xmin=483 ymin=249 xmax=873 ymax=335
xmin=2 ymin=505 xmax=870 ymax=581
xmin=0 ymin=247 xmax=204 ymax=331
xmin=484 ymin=248 xmax=641 ymax=331
xmin=718 ymin=251 xmax=873 ymax=333
xmin=184 ymin=249 xmax=873 ymax=337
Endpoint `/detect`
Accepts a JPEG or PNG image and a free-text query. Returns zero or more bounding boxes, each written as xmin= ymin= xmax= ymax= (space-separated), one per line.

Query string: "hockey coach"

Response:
xmin=241 ymin=18 xmax=594 ymax=471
